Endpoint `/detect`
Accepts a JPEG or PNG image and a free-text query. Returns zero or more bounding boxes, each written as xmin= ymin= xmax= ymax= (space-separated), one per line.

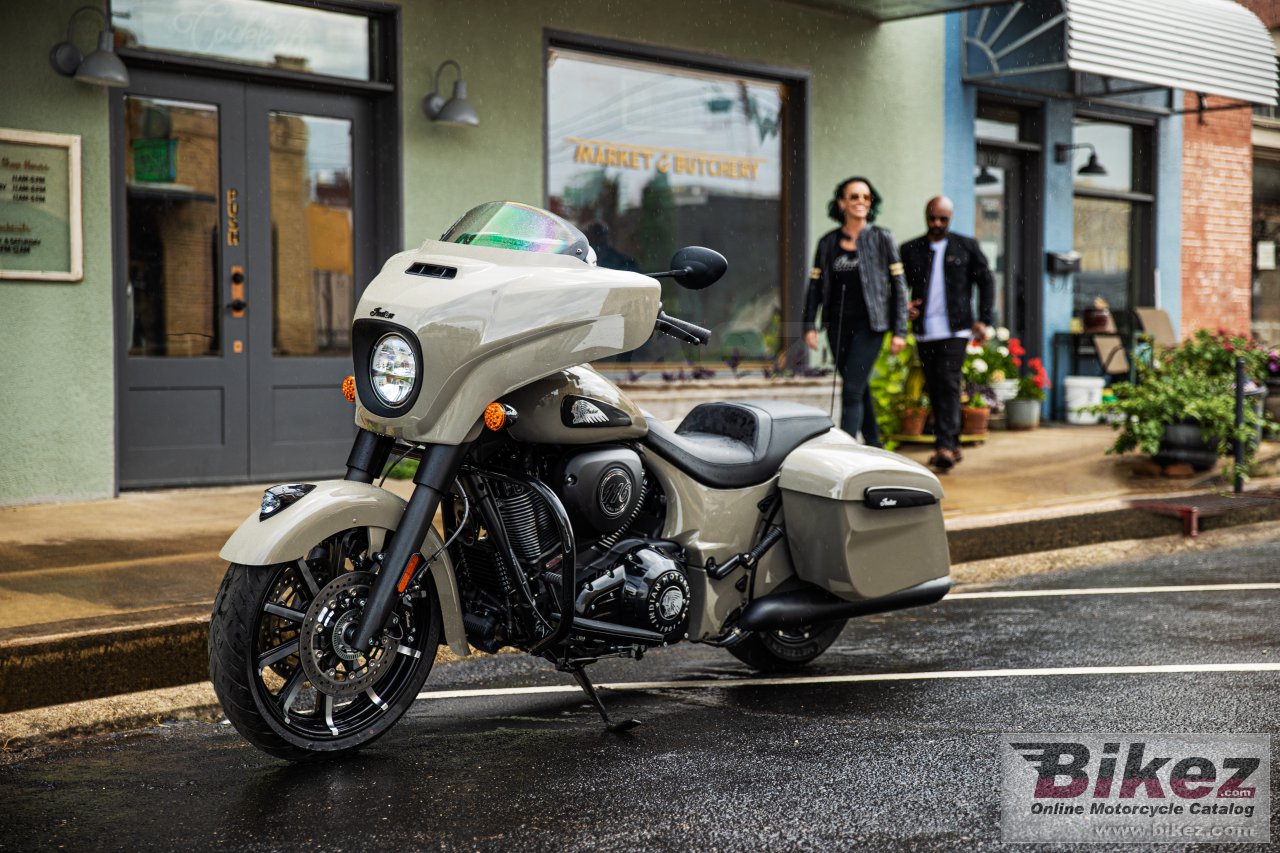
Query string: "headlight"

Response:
xmin=370 ymin=333 xmax=417 ymax=407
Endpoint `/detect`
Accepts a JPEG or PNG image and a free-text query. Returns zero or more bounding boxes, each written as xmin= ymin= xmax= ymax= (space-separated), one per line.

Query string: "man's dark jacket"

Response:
xmin=899 ymin=232 xmax=995 ymax=335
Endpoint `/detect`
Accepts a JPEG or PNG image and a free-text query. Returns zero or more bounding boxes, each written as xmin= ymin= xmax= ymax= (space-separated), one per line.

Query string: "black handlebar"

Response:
xmin=654 ymin=309 xmax=712 ymax=346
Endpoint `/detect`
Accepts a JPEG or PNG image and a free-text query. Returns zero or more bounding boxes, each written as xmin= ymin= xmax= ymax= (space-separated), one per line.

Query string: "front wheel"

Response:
xmin=209 ymin=528 xmax=440 ymax=761
xmin=727 ymin=619 xmax=847 ymax=673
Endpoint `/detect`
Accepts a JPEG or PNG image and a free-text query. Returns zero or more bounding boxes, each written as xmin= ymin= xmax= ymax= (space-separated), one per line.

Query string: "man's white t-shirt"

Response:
xmin=918 ymin=237 xmax=968 ymax=343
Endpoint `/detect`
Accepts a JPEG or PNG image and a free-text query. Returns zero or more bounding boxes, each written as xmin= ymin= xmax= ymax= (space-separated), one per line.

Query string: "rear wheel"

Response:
xmin=209 ymin=528 xmax=440 ymax=760
xmin=727 ymin=619 xmax=846 ymax=673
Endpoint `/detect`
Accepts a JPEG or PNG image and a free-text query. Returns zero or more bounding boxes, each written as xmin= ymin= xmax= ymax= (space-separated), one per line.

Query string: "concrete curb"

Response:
xmin=3 ymin=496 xmax=1280 ymax=718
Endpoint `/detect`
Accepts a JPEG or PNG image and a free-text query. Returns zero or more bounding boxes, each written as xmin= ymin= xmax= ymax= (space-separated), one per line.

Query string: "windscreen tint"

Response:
xmin=440 ymin=201 xmax=589 ymax=260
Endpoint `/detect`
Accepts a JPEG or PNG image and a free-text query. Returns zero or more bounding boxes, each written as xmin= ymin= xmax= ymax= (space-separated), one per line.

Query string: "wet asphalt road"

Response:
xmin=4 ymin=541 xmax=1280 ymax=852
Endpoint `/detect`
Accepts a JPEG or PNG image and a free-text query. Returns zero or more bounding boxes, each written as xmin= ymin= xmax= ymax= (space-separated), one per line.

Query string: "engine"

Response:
xmin=577 ymin=541 xmax=691 ymax=640
xmin=454 ymin=442 xmax=688 ymax=652
xmin=552 ymin=446 xmax=644 ymax=539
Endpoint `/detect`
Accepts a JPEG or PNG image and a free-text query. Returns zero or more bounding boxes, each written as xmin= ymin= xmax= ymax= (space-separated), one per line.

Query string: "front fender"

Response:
xmin=219 ymin=480 xmax=469 ymax=657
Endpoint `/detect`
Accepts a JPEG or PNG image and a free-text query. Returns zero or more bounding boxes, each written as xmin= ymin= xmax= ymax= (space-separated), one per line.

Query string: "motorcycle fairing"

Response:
xmin=353 ymin=240 xmax=661 ymax=445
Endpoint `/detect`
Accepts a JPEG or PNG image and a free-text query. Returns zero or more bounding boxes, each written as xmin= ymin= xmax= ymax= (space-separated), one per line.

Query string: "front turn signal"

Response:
xmin=484 ymin=402 xmax=517 ymax=431
xmin=341 ymin=375 xmax=356 ymax=403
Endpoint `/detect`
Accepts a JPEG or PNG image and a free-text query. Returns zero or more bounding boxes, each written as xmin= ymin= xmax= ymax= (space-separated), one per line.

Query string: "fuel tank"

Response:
xmin=503 ymin=366 xmax=647 ymax=444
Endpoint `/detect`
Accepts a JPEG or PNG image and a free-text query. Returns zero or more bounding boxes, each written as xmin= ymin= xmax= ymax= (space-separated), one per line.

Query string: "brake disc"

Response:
xmin=299 ymin=571 xmax=394 ymax=698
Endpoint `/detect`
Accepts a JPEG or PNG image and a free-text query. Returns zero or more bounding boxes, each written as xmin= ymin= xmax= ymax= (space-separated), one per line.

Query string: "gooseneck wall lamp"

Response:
xmin=422 ymin=60 xmax=479 ymax=126
xmin=49 ymin=5 xmax=131 ymax=88
xmin=1054 ymin=142 xmax=1108 ymax=177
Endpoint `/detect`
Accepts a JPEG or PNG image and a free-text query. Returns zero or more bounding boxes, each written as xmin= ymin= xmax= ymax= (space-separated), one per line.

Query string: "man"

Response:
xmin=900 ymin=196 xmax=995 ymax=472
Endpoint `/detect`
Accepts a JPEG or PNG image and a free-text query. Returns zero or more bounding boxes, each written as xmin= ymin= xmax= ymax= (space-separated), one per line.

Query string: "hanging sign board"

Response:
xmin=0 ymin=128 xmax=83 ymax=282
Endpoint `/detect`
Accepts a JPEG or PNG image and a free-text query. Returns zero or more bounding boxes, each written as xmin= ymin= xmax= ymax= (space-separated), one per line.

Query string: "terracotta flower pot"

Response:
xmin=1005 ymin=398 xmax=1041 ymax=430
xmin=899 ymin=406 xmax=927 ymax=436
xmin=962 ymin=406 xmax=989 ymax=436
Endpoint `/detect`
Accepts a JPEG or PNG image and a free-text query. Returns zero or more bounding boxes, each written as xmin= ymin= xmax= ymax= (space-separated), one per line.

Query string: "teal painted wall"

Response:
xmin=0 ymin=1 xmax=116 ymax=504
xmin=399 ymin=0 xmax=945 ymax=250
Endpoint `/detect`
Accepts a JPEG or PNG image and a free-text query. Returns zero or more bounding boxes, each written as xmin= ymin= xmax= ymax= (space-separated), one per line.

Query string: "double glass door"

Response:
xmin=116 ymin=71 xmax=374 ymax=487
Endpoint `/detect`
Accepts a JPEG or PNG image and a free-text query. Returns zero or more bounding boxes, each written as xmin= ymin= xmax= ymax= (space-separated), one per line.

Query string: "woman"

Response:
xmin=803 ymin=176 xmax=908 ymax=446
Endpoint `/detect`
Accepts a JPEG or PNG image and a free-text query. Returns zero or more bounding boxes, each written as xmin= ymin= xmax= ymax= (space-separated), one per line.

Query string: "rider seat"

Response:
xmin=643 ymin=400 xmax=833 ymax=489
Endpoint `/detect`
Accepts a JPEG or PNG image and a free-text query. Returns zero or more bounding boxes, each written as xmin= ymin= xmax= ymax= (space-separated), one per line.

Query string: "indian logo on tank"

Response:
xmin=570 ymin=399 xmax=610 ymax=425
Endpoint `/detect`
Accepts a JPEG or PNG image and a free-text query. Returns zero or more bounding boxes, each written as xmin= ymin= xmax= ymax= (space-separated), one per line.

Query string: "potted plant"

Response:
xmin=962 ymin=390 xmax=990 ymax=436
xmin=1007 ymin=356 xmax=1050 ymax=430
xmin=1093 ymin=329 xmax=1275 ymax=478
xmin=898 ymin=394 xmax=929 ymax=436
xmin=983 ymin=328 xmax=1021 ymax=404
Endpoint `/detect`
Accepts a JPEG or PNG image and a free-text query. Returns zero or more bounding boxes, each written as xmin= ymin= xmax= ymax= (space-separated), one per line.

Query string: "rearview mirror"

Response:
xmin=668 ymin=246 xmax=727 ymax=290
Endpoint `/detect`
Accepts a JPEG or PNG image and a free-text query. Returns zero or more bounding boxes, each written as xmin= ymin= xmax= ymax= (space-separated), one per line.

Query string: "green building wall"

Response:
xmin=0 ymin=0 xmax=117 ymax=504
xmin=0 ymin=0 xmax=943 ymax=505
xmin=399 ymin=0 xmax=945 ymax=247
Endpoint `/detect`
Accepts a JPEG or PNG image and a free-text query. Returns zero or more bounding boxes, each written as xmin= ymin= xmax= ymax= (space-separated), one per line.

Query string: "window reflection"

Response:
xmin=124 ymin=96 xmax=221 ymax=358
xmin=1073 ymin=120 xmax=1139 ymax=193
xmin=268 ymin=113 xmax=354 ymax=357
xmin=112 ymin=0 xmax=371 ymax=81
xmin=547 ymin=49 xmax=786 ymax=366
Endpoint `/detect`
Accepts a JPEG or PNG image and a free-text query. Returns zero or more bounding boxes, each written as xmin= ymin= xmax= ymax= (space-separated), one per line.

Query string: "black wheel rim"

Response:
xmin=247 ymin=530 xmax=433 ymax=741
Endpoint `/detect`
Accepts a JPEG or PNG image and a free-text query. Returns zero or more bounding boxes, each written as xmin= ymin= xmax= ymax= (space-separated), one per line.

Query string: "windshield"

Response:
xmin=440 ymin=201 xmax=591 ymax=261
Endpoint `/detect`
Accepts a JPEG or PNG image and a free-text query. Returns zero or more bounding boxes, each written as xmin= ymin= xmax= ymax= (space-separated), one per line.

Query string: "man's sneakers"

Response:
xmin=928 ymin=447 xmax=958 ymax=473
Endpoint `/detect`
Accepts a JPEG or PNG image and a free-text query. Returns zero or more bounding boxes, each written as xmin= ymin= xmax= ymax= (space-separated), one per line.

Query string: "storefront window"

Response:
xmin=111 ymin=0 xmax=373 ymax=81
xmin=1071 ymin=119 xmax=1153 ymax=316
xmin=546 ymin=48 xmax=786 ymax=366
xmin=1252 ymin=160 xmax=1280 ymax=346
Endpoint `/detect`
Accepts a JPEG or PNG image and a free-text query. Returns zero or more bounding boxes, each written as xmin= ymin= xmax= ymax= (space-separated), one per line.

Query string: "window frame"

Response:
xmin=1070 ymin=111 xmax=1157 ymax=312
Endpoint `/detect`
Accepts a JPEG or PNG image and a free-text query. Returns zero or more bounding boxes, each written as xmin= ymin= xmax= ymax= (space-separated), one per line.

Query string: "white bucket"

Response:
xmin=1064 ymin=376 xmax=1106 ymax=425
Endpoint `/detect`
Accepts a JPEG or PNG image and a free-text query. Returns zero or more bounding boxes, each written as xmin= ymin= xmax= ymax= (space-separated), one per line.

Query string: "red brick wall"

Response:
xmin=1236 ymin=0 xmax=1280 ymax=29
xmin=1180 ymin=92 xmax=1254 ymax=338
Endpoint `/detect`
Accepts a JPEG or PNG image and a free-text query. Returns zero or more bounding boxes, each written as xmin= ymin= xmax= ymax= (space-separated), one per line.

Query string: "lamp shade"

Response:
xmin=75 ymin=31 xmax=129 ymax=88
xmin=435 ymin=80 xmax=479 ymax=126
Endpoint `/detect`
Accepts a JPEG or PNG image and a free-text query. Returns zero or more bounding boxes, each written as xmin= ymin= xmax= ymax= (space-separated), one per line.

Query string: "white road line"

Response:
xmin=947 ymin=582 xmax=1280 ymax=600
xmin=416 ymin=662 xmax=1280 ymax=702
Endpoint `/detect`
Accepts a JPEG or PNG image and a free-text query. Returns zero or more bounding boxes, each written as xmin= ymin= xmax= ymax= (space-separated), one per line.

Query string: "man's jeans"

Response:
xmin=918 ymin=337 xmax=969 ymax=452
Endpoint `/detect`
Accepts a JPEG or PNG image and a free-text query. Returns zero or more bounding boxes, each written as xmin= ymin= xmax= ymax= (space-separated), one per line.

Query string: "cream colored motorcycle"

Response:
xmin=209 ymin=201 xmax=951 ymax=760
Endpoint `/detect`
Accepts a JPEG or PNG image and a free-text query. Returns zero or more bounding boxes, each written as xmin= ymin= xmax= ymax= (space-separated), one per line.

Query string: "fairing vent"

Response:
xmin=406 ymin=262 xmax=458 ymax=279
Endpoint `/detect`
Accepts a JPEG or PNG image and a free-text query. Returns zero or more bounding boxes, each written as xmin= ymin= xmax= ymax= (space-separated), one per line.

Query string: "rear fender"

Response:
xmin=219 ymin=480 xmax=469 ymax=656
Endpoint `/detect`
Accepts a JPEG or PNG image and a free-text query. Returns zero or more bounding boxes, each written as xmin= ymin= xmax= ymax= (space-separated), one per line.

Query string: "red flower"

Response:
xmin=1008 ymin=339 xmax=1026 ymax=357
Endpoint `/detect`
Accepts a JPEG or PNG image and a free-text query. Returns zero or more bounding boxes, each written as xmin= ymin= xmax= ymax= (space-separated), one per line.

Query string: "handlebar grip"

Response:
xmin=656 ymin=310 xmax=712 ymax=346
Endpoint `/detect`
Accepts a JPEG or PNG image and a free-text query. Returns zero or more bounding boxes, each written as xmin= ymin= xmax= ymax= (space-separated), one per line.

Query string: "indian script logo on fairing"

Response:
xmin=369 ymin=307 xmax=395 ymax=319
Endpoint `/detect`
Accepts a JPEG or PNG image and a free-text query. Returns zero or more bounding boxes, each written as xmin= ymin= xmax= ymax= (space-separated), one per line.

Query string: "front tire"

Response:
xmin=727 ymin=619 xmax=846 ymax=673
xmin=209 ymin=530 xmax=440 ymax=761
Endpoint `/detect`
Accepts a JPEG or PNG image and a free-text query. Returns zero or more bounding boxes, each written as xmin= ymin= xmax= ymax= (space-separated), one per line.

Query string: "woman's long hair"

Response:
xmin=827 ymin=176 xmax=883 ymax=224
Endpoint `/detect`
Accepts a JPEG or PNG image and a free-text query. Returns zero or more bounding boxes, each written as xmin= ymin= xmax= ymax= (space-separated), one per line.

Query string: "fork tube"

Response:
xmin=344 ymin=429 xmax=394 ymax=483
xmin=348 ymin=442 xmax=467 ymax=653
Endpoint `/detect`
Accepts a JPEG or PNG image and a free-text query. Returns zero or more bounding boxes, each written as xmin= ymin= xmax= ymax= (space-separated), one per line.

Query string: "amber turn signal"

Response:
xmin=341 ymin=375 xmax=356 ymax=403
xmin=484 ymin=402 xmax=507 ymax=431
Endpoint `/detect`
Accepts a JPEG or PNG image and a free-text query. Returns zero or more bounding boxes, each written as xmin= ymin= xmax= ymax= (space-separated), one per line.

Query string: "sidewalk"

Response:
xmin=2 ymin=424 xmax=1279 ymax=714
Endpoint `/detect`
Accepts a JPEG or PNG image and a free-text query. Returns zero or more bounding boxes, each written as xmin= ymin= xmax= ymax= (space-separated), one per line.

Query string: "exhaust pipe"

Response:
xmin=737 ymin=576 xmax=951 ymax=632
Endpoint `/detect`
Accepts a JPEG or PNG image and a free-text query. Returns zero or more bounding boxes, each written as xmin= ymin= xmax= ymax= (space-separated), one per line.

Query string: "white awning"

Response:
xmin=789 ymin=0 xmax=1278 ymax=105
xmin=1065 ymin=0 xmax=1276 ymax=104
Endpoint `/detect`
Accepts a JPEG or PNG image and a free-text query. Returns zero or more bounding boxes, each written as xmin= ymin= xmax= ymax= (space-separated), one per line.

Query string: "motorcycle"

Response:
xmin=209 ymin=201 xmax=952 ymax=760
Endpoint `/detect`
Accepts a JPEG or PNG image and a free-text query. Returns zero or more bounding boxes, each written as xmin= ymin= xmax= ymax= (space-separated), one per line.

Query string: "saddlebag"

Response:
xmin=778 ymin=430 xmax=950 ymax=602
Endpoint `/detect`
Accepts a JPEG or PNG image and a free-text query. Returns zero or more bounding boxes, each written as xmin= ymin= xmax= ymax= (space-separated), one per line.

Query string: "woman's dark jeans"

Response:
xmin=832 ymin=328 xmax=884 ymax=447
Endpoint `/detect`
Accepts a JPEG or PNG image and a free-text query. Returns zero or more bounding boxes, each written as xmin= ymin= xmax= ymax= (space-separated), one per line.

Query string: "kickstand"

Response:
xmin=569 ymin=664 xmax=641 ymax=733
